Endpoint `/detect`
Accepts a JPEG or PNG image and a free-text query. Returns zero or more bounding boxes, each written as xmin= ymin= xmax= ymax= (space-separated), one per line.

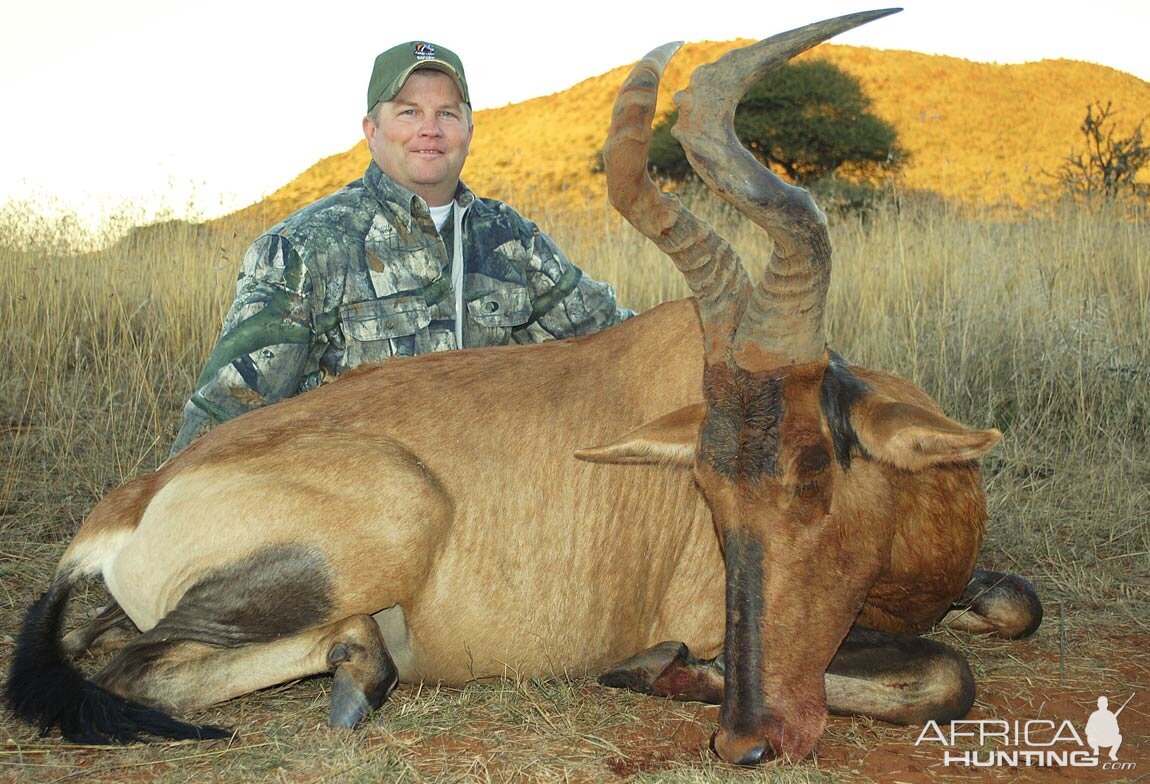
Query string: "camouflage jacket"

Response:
xmin=171 ymin=162 xmax=633 ymax=454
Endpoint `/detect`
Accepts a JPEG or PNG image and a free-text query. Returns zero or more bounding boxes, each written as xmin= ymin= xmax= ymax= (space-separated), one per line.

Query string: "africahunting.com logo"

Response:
xmin=915 ymin=693 xmax=1136 ymax=770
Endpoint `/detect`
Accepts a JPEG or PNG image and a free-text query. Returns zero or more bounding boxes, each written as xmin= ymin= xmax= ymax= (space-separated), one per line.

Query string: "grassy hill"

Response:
xmin=229 ymin=41 xmax=1150 ymax=226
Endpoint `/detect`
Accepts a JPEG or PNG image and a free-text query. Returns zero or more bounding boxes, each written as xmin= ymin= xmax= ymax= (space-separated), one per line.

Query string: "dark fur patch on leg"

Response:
xmin=950 ymin=570 xmax=1043 ymax=639
xmin=62 ymin=599 xmax=139 ymax=656
xmin=148 ymin=544 xmax=335 ymax=647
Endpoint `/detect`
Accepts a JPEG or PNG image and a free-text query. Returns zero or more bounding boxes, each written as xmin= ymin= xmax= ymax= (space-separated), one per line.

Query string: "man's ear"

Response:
xmin=363 ymin=114 xmax=377 ymax=147
xmin=574 ymin=404 xmax=704 ymax=466
xmin=462 ymin=120 xmax=474 ymax=155
xmin=851 ymin=395 xmax=1001 ymax=472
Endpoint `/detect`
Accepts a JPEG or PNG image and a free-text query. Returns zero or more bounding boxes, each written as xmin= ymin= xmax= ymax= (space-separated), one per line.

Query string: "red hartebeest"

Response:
xmin=6 ymin=10 xmax=1040 ymax=763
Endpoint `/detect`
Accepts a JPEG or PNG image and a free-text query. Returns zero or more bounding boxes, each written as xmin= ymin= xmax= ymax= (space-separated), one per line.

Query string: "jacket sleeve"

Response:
xmin=170 ymin=234 xmax=313 ymax=455
xmin=514 ymin=226 xmax=635 ymax=343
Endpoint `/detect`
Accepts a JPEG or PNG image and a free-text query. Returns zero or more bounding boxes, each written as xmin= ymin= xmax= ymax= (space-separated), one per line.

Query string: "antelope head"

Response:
xmin=602 ymin=9 xmax=1000 ymax=763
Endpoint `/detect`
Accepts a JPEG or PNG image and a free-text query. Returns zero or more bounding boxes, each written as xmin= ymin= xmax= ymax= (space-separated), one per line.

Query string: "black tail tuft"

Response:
xmin=5 ymin=583 xmax=232 ymax=744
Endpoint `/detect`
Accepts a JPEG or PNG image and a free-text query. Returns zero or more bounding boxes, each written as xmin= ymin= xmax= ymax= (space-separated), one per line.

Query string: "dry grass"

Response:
xmin=0 ymin=191 xmax=1147 ymax=782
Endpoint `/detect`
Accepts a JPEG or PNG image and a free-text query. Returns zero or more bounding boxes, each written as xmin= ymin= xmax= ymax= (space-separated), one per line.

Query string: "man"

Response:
xmin=172 ymin=40 xmax=633 ymax=454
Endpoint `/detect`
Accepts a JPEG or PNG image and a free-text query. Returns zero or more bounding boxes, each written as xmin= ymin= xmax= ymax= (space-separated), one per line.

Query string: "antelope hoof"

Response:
xmin=598 ymin=641 xmax=689 ymax=692
xmin=327 ymin=641 xmax=396 ymax=729
xmin=329 ymin=665 xmax=374 ymax=729
xmin=599 ymin=641 xmax=725 ymax=703
xmin=945 ymin=570 xmax=1043 ymax=640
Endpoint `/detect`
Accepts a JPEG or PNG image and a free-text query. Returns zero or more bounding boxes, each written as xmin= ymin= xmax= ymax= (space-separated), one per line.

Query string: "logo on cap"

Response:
xmin=413 ymin=42 xmax=437 ymax=61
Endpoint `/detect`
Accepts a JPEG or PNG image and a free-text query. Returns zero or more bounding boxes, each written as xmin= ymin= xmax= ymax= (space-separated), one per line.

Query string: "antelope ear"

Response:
xmin=574 ymin=403 xmax=703 ymax=466
xmin=851 ymin=396 xmax=1001 ymax=472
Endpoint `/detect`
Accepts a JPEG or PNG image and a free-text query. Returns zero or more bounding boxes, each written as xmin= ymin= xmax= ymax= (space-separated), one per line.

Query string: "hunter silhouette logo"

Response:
xmin=1086 ymin=694 xmax=1131 ymax=761
xmin=915 ymin=693 xmax=1137 ymax=770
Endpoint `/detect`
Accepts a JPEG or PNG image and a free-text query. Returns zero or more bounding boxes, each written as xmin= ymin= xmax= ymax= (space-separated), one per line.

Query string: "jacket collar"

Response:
xmin=363 ymin=162 xmax=476 ymax=232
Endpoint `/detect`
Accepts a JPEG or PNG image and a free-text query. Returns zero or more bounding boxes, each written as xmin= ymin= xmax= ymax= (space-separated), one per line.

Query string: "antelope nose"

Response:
xmin=710 ymin=729 xmax=771 ymax=766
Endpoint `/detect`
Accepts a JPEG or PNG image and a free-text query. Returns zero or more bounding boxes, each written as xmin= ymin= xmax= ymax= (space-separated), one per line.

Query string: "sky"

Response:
xmin=3 ymin=0 xmax=1148 ymax=235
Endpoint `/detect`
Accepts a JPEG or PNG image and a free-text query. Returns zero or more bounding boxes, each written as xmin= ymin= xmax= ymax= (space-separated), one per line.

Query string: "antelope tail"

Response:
xmin=4 ymin=577 xmax=231 ymax=744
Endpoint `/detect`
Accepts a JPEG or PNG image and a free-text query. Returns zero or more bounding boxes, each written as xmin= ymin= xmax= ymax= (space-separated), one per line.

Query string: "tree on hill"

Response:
xmin=643 ymin=59 xmax=904 ymax=187
xmin=1054 ymin=100 xmax=1149 ymax=207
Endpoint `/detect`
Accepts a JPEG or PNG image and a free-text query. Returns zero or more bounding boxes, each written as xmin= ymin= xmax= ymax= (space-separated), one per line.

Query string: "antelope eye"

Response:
xmin=796 ymin=445 xmax=830 ymax=476
xmin=795 ymin=479 xmax=821 ymax=498
xmin=793 ymin=446 xmax=830 ymax=497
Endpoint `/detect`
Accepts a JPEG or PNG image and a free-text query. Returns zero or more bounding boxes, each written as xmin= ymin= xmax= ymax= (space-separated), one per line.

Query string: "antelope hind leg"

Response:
xmin=95 ymin=612 xmax=397 ymax=729
xmin=97 ymin=546 xmax=399 ymax=730
xmin=941 ymin=569 xmax=1042 ymax=639
xmin=61 ymin=598 xmax=140 ymax=657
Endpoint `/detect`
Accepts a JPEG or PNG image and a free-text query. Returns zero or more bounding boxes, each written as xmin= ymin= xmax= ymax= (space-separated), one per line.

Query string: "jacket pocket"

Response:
xmin=339 ymin=295 xmax=431 ymax=367
xmin=466 ymin=285 xmax=532 ymax=329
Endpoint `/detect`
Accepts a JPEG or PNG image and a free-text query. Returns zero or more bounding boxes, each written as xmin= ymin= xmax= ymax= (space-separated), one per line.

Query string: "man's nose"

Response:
xmin=417 ymin=116 xmax=444 ymax=136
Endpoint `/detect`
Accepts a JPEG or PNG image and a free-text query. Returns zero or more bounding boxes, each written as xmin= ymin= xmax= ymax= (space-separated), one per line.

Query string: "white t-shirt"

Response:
xmin=429 ymin=203 xmax=452 ymax=232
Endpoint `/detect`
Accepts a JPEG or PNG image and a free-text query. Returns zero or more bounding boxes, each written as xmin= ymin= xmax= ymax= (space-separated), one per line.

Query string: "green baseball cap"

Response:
xmin=367 ymin=41 xmax=470 ymax=112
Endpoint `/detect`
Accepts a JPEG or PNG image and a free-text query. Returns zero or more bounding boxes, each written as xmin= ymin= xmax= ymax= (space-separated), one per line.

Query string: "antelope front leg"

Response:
xmin=942 ymin=569 xmax=1043 ymax=639
xmin=598 ymin=641 xmax=724 ymax=703
xmin=600 ymin=625 xmax=975 ymax=728
xmin=825 ymin=626 xmax=974 ymax=725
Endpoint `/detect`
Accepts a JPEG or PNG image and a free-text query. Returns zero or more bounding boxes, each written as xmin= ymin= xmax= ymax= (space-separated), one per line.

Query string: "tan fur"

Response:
xmin=61 ymin=473 xmax=166 ymax=575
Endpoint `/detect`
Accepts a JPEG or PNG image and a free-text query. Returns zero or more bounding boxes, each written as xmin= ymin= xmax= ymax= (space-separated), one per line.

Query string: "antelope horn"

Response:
xmin=673 ymin=9 xmax=901 ymax=369
xmin=604 ymin=42 xmax=751 ymax=365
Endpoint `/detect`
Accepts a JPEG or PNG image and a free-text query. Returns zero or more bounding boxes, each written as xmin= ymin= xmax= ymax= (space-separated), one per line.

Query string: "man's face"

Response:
xmin=363 ymin=70 xmax=473 ymax=207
